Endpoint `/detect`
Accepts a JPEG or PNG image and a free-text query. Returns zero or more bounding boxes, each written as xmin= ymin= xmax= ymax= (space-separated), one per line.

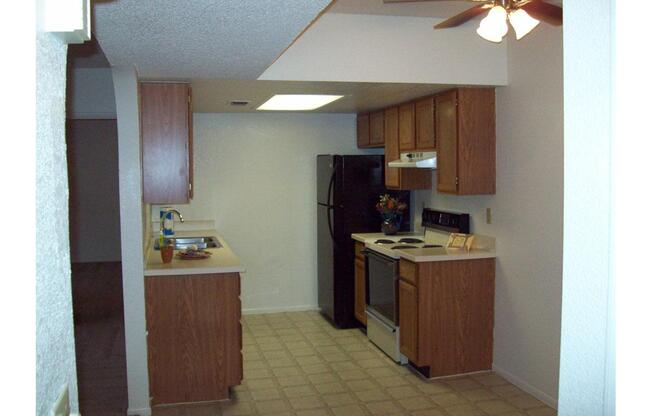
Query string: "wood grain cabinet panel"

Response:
xmin=369 ymin=111 xmax=385 ymax=146
xmin=415 ymin=97 xmax=436 ymax=150
xmin=399 ymin=103 xmax=416 ymax=151
xmin=384 ymin=107 xmax=401 ymax=189
xmin=140 ymin=82 xmax=193 ymax=204
xmin=436 ymin=88 xmax=496 ymax=195
xmin=435 ymin=90 xmax=458 ymax=194
xmin=145 ymin=273 xmax=242 ymax=405
xmin=357 ymin=113 xmax=370 ymax=148
xmin=384 ymin=106 xmax=432 ymax=190
xmin=398 ymin=280 xmax=419 ymax=362
xmin=398 ymin=259 xmax=495 ymax=378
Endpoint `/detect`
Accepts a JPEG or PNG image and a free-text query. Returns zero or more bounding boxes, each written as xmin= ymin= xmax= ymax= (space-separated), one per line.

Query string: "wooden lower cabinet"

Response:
xmin=354 ymin=241 xmax=367 ymax=326
xmin=145 ymin=273 xmax=242 ymax=405
xmin=398 ymin=280 xmax=418 ymax=361
xmin=398 ymin=258 xmax=495 ymax=377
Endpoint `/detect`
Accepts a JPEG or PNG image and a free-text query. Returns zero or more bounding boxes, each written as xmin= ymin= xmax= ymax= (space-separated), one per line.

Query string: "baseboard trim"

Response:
xmin=127 ymin=406 xmax=151 ymax=416
xmin=242 ymin=305 xmax=319 ymax=315
xmin=492 ymin=364 xmax=558 ymax=409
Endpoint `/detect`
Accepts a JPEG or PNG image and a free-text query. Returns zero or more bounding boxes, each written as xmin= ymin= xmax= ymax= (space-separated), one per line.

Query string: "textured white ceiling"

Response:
xmin=93 ymin=0 xmax=332 ymax=79
xmin=330 ymin=0 xmax=472 ymax=18
xmin=191 ymin=79 xmax=450 ymax=113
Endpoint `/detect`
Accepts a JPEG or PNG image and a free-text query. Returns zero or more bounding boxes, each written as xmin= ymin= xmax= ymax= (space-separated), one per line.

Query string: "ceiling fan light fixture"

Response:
xmin=476 ymin=5 xmax=508 ymax=43
xmin=508 ymin=8 xmax=540 ymax=40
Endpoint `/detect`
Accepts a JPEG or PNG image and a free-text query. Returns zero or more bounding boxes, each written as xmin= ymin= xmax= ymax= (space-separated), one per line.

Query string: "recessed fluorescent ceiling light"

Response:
xmin=257 ymin=94 xmax=344 ymax=111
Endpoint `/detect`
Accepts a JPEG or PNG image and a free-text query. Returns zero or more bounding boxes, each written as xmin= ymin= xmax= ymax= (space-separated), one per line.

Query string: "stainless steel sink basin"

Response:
xmin=154 ymin=236 xmax=222 ymax=251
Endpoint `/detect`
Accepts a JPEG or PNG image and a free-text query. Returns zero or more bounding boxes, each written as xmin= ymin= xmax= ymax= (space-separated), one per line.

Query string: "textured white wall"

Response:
xmin=412 ymin=24 xmax=563 ymax=406
xmin=260 ymin=13 xmax=507 ymax=85
xmin=66 ymin=68 xmax=116 ymax=119
xmin=157 ymin=113 xmax=380 ymax=313
xmin=67 ymin=119 xmax=121 ymax=263
xmin=558 ymin=0 xmax=614 ymax=414
xmin=35 ymin=32 xmax=79 ymax=415
xmin=112 ymin=67 xmax=150 ymax=415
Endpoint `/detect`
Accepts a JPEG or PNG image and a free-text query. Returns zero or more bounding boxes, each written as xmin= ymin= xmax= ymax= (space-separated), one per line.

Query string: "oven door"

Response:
xmin=363 ymin=248 xmax=398 ymax=328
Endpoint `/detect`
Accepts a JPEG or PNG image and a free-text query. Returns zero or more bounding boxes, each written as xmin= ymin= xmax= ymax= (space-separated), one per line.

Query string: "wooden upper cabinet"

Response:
xmin=384 ymin=107 xmax=400 ymax=189
xmin=415 ymin=97 xmax=435 ymax=150
xmin=384 ymin=106 xmax=431 ymax=190
xmin=435 ymin=90 xmax=458 ymax=194
xmin=398 ymin=103 xmax=416 ymax=151
xmin=436 ymin=88 xmax=496 ymax=195
xmin=357 ymin=113 xmax=370 ymax=148
xmin=369 ymin=111 xmax=385 ymax=146
xmin=140 ymin=82 xmax=193 ymax=204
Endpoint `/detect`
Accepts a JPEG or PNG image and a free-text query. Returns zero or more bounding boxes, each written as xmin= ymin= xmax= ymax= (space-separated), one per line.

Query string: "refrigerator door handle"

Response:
xmin=326 ymin=169 xmax=336 ymax=208
xmin=327 ymin=205 xmax=336 ymax=242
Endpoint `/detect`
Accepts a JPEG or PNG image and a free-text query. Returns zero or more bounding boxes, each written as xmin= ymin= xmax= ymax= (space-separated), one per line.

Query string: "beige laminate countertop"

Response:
xmin=144 ymin=229 xmax=245 ymax=276
xmin=351 ymin=232 xmax=496 ymax=263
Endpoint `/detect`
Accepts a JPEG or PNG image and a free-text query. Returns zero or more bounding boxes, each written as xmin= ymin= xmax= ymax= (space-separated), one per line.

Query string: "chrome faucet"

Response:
xmin=160 ymin=209 xmax=184 ymax=235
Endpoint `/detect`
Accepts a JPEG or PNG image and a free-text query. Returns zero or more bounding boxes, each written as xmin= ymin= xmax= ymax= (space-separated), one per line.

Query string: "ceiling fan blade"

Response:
xmin=434 ymin=3 xmax=492 ymax=29
xmin=519 ymin=0 xmax=563 ymax=26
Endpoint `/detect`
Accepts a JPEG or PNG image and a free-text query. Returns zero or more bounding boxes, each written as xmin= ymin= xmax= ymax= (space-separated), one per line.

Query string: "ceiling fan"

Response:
xmin=383 ymin=0 xmax=562 ymax=43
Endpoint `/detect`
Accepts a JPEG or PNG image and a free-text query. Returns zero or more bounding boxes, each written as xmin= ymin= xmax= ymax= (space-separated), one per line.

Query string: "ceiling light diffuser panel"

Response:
xmin=257 ymin=94 xmax=344 ymax=111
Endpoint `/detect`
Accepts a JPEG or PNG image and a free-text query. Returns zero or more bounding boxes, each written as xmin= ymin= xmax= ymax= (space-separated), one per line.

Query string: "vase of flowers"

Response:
xmin=376 ymin=194 xmax=407 ymax=235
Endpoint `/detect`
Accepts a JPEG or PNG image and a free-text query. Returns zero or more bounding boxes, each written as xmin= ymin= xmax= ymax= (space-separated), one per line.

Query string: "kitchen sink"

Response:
xmin=154 ymin=236 xmax=222 ymax=251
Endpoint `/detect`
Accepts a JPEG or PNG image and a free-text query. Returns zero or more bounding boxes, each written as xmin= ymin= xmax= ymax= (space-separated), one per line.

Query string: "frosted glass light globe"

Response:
xmin=476 ymin=5 xmax=508 ymax=43
xmin=509 ymin=8 xmax=540 ymax=40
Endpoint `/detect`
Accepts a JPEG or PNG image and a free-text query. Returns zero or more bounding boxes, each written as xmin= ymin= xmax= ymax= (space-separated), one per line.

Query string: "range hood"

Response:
xmin=388 ymin=152 xmax=437 ymax=169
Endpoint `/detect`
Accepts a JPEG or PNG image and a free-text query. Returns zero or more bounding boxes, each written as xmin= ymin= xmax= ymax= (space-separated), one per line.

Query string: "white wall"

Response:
xmin=66 ymin=68 xmax=116 ymax=119
xmin=158 ymin=113 xmax=380 ymax=313
xmin=558 ymin=0 xmax=614 ymax=414
xmin=112 ymin=67 xmax=150 ymax=416
xmin=260 ymin=13 xmax=507 ymax=85
xmin=413 ymin=24 xmax=563 ymax=406
xmin=67 ymin=119 xmax=121 ymax=262
xmin=35 ymin=31 xmax=79 ymax=415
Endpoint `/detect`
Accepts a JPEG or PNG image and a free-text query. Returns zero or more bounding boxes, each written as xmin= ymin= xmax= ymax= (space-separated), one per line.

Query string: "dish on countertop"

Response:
xmin=175 ymin=249 xmax=212 ymax=260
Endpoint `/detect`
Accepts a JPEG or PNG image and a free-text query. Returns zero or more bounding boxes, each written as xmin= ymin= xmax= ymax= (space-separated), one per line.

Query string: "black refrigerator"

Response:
xmin=317 ymin=154 xmax=410 ymax=328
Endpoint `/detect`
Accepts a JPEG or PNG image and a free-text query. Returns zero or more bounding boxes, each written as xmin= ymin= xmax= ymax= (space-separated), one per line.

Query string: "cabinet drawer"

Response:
xmin=354 ymin=241 xmax=365 ymax=260
xmin=399 ymin=260 xmax=418 ymax=285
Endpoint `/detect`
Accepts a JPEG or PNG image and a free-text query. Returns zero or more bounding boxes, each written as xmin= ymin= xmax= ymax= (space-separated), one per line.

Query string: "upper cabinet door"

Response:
xmin=415 ymin=97 xmax=435 ymax=150
xmin=141 ymin=82 xmax=192 ymax=204
xmin=398 ymin=103 xmax=416 ymax=151
xmin=384 ymin=107 xmax=400 ymax=189
xmin=369 ymin=111 xmax=385 ymax=146
xmin=356 ymin=113 xmax=370 ymax=148
xmin=436 ymin=90 xmax=459 ymax=194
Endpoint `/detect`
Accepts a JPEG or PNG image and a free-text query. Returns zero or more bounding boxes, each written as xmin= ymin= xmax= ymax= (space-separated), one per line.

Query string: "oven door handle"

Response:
xmin=362 ymin=248 xmax=396 ymax=266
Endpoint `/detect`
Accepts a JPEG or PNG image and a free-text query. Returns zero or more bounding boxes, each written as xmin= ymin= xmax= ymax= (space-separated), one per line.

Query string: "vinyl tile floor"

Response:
xmin=152 ymin=311 xmax=556 ymax=416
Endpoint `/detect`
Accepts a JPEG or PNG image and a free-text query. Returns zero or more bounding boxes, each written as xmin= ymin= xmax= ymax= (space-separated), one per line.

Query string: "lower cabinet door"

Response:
xmin=398 ymin=279 xmax=418 ymax=362
xmin=354 ymin=258 xmax=367 ymax=325
xmin=145 ymin=274 xmax=242 ymax=405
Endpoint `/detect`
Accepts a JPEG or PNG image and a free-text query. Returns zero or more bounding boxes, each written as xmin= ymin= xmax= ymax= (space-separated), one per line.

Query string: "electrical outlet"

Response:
xmin=486 ymin=208 xmax=492 ymax=224
xmin=52 ymin=384 xmax=70 ymax=416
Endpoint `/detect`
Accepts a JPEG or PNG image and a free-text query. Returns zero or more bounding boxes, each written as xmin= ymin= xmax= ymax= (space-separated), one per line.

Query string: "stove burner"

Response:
xmin=393 ymin=245 xmax=417 ymax=249
xmin=398 ymin=238 xmax=424 ymax=244
xmin=423 ymin=244 xmax=443 ymax=248
xmin=374 ymin=239 xmax=395 ymax=244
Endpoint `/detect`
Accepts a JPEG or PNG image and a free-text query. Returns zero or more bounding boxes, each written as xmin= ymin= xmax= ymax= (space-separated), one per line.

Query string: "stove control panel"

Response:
xmin=422 ymin=209 xmax=470 ymax=234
